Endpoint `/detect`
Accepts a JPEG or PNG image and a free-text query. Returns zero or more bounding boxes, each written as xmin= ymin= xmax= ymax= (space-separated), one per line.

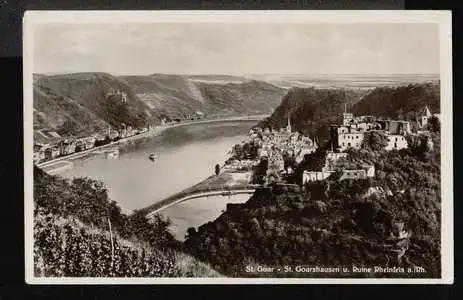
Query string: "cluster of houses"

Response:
xmin=330 ymin=105 xmax=438 ymax=153
xmin=33 ymin=125 xmax=149 ymax=164
xmin=222 ymin=159 xmax=259 ymax=172
xmin=218 ymin=103 xmax=438 ymax=188
xmin=248 ymin=114 xmax=319 ymax=184
xmin=302 ymin=105 xmax=439 ymax=185
xmin=302 ymin=150 xmax=376 ymax=184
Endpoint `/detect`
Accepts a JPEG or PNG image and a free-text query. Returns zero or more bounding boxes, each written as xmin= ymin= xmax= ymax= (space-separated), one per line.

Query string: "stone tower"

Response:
xmin=343 ymin=103 xmax=354 ymax=126
xmin=286 ymin=112 xmax=292 ymax=133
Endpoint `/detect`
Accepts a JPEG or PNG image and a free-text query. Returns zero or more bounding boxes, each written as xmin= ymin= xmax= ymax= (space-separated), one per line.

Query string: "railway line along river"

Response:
xmin=57 ymin=119 xmax=258 ymax=240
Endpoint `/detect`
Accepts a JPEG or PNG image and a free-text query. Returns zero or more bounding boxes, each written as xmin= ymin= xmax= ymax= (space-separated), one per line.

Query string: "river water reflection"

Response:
xmin=59 ymin=120 xmax=256 ymax=240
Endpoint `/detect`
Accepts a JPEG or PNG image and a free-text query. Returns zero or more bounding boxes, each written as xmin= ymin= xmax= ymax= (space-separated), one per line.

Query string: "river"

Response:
xmin=58 ymin=120 xmax=257 ymax=240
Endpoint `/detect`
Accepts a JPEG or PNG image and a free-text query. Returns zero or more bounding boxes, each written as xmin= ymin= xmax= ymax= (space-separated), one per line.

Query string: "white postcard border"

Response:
xmin=23 ymin=10 xmax=453 ymax=285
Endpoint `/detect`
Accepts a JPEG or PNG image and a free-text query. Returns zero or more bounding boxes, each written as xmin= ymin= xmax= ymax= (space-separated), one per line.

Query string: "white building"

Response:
xmin=343 ymin=112 xmax=354 ymax=126
xmin=258 ymin=147 xmax=269 ymax=158
xmin=363 ymin=165 xmax=376 ymax=177
xmin=326 ymin=151 xmax=348 ymax=162
xmin=268 ymin=152 xmax=285 ymax=171
xmin=339 ymin=169 xmax=367 ymax=181
xmin=322 ymin=151 xmax=348 ymax=172
xmin=338 ymin=131 xmax=364 ymax=151
xmin=385 ymin=134 xmax=408 ymax=151
xmin=339 ymin=165 xmax=375 ymax=180
xmin=303 ymin=170 xmax=334 ymax=183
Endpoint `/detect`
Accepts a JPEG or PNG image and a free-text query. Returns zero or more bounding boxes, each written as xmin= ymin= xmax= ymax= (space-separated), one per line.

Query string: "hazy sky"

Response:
xmin=33 ymin=23 xmax=440 ymax=75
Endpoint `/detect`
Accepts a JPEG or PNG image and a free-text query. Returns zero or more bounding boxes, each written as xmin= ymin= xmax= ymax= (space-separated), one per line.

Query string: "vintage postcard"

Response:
xmin=23 ymin=10 xmax=453 ymax=284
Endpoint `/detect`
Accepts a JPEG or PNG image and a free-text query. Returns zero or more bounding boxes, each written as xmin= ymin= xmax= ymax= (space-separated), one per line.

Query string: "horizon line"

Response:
xmin=33 ymin=71 xmax=441 ymax=77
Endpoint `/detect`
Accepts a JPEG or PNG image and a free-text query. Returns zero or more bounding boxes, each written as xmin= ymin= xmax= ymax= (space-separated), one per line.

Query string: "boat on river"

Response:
xmin=149 ymin=152 xmax=157 ymax=161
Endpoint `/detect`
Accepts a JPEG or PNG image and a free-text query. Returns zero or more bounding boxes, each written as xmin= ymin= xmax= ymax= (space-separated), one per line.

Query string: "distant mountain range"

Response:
xmin=32 ymin=72 xmax=288 ymax=142
xmin=32 ymin=72 xmax=440 ymax=143
xmin=247 ymin=73 xmax=439 ymax=89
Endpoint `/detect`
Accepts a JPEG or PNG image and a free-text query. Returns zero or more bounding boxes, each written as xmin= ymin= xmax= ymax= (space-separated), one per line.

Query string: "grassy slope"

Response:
xmin=120 ymin=74 xmax=206 ymax=117
xmin=120 ymin=74 xmax=288 ymax=118
xmin=197 ymin=79 xmax=288 ymax=116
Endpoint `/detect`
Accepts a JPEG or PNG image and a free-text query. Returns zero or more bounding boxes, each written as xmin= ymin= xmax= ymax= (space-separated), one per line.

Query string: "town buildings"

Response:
xmin=34 ymin=122 xmax=150 ymax=164
xmin=303 ymin=170 xmax=334 ymax=183
xmin=248 ymin=113 xmax=318 ymax=180
xmin=329 ymin=106 xmax=423 ymax=152
xmin=241 ymin=103 xmax=434 ymax=188
xmin=302 ymin=150 xmax=375 ymax=184
xmin=322 ymin=151 xmax=348 ymax=172
xmin=301 ymin=105 xmax=434 ymax=186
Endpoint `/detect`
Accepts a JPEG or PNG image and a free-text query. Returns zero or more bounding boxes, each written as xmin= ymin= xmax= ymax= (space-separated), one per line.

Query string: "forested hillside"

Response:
xmin=259 ymin=87 xmax=369 ymax=143
xmin=351 ymin=82 xmax=440 ymax=119
xmin=184 ymin=131 xmax=441 ymax=278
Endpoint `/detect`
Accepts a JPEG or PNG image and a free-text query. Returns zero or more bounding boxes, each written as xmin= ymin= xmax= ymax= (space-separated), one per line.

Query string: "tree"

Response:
xmin=428 ymin=116 xmax=440 ymax=133
xmin=252 ymin=158 xmax=268 ymax=184
xmin=104 ymin=135 xmax=112 ymax=144
xmin=363 ymin=131 xmax=388 ymax=151
xmin=215 ymin=164 xmax=220 ymax=176
xmin=185 ymin=227 xmax=197 ymax=240
xmin=231 ymin=144 xmax=243 ymax=160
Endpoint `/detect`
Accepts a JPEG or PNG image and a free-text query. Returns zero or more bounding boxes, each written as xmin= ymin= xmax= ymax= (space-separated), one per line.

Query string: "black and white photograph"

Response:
xmin=23 ymin=11 xmax=453 ymax=284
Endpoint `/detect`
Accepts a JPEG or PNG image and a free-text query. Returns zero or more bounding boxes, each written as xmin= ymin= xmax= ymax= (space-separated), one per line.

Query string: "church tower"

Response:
xmin=420 ymin=105 xmax=432 ymax=127
xmin=286 ymin=112 xmax=292 ymax=133
xmin=343 ymin=103 xmax=354 ymax=126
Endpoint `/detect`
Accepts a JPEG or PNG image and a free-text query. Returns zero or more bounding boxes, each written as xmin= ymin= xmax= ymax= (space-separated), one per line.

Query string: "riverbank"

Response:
xmin=142 ymin=170 xmax=260 ymax=217
xmin=36 ymin=126 xmax=166 ymax=169
xmin=36 ymin=114 xmax=269 ymax=171
xmin=41 ymin=160 xmax=74 ymax=175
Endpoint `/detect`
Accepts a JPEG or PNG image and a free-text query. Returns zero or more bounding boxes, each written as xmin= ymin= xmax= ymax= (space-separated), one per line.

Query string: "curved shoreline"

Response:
xmin=36 ymin=114 xmax=268 ymax=169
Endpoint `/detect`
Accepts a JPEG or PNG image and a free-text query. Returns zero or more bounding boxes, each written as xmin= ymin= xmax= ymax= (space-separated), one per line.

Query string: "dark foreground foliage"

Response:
xmin=184 ymin=132 xmax=441 ymax=278
xmin=34 ymin=210 xmax=177 ymax=277
xmin=33 ymin=167 xmax=221 ymax=277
